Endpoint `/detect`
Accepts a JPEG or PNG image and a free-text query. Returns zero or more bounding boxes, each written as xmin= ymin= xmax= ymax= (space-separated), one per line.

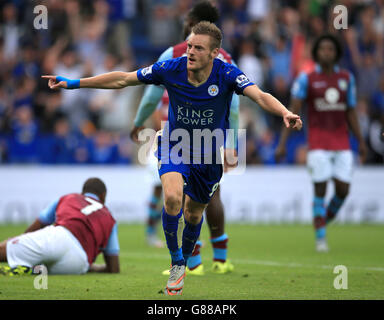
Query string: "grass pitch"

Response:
xmin=0 ymin=223 xmax=383 ymax=300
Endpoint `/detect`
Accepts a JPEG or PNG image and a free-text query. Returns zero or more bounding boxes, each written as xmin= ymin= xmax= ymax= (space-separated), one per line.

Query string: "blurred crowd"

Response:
xmin=0 ymin=0 xmax=383 ymax=165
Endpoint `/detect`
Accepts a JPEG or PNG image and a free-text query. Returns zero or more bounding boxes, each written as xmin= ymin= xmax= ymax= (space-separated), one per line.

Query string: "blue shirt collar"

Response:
xmin=83 ymin=192 xmax=100 ymax=201
xmin=315 ymin=63 xmax=340 ymax=73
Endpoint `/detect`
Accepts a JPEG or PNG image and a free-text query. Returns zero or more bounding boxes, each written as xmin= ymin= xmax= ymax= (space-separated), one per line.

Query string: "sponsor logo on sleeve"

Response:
xmin=236 ymin=74 xmax=250 ymax=88
xmin=141 ymin=65 xmax=153 ymax=76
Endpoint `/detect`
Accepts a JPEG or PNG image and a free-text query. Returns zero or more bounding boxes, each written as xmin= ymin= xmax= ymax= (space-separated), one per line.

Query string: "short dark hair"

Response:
xmin=311 ymin=34 xmax=343 ymax=63
xmin=192 ymin=21 xmax=222 ymax=50
xmin=82 ymin=177 xmax=107 ymax=199
xmin=187 ymin=1 xmax=219 ymax=24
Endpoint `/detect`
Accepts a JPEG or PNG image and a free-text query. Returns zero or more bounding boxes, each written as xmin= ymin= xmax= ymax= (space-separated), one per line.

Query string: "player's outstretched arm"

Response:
xmin=42 ymin=71 xmax=141 ymax=90
xmin=243 ymin=84 xmax=303 ymax=130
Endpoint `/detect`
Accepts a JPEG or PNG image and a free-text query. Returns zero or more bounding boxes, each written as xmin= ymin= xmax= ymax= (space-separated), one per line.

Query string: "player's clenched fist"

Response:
xmin=224 ymin=148 xmax=238 ymax=172
xmin=130 ymin=125 xmax=146 ymax=144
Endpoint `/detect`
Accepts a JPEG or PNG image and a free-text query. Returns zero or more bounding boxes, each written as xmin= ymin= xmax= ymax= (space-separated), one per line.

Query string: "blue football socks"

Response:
xmin=313 ymin=196 xmax=326 ymax=239
xmin=326 ymin=195 xmax=345 ymax=223
xmin=186 ymin=240 xmax=203 ymax=270
xmin=211 ymin=233 xmax=228 ymax=262
xmin=162 ymin=208 xmax=184 ymax=265
xmin=182 ymin=216 xmax=204 ymax=264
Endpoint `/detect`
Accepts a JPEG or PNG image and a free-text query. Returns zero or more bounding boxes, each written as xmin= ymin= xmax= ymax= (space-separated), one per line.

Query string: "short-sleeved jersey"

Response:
xmin=156 ymin=41 xmax=235 ymax=123
xmin=54 ymin=193 xmax=116 ymax=265
xmin=291 ymin=65 xmax=356 ymax=150
xmin=137 ymin=56 xmax=253 ymax=162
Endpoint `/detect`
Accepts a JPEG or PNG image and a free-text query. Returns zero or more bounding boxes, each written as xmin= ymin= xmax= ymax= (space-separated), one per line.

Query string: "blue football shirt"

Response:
xmin=137 ymin=56 xmax=254 ymax=163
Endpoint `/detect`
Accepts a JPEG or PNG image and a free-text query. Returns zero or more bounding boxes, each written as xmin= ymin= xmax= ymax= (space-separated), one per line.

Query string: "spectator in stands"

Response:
xmin=88 ymin=130 xmax=120 ymax=164
xmin=39 ymin=114 xmax=78 ymax=164
xmin=7 ymin=105 xmax=39 ymax=163
xmin=1 ymin=0 xmax=383 ymax=165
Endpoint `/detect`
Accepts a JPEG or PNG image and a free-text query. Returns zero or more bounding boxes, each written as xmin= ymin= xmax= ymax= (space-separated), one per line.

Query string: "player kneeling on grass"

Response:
xmin=0 ymin=178 xmax=120 ymax=276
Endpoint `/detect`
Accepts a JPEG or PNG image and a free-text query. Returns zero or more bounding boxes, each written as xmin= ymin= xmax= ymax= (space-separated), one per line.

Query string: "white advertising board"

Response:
xmin=0 ymin=165 xmax=383 ymax=224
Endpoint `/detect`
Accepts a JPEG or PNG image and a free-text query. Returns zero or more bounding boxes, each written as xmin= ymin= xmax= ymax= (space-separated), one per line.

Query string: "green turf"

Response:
xmin=0 ymin=223 xmax=383 ymax=300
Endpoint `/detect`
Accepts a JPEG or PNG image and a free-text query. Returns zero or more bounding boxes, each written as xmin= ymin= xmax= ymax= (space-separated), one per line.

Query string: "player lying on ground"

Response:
xmin=42 ymin=21 xmax=301 ymax=295
xmin=0 ymin=177 xmax=120 ymax=275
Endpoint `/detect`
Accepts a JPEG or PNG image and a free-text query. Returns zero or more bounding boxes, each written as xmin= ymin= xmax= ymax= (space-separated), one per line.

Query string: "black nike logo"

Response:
xmin=164 ymin=230 xmax=175 ymax=237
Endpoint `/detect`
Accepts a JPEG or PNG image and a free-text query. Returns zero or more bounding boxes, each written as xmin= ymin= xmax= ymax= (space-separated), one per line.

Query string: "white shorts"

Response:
xmin=6 ymin=225 xmax=89 ymax=274
xmin=307 ymin=150 xmax=354 ymax=183
xmin=146 ymin=151 xmax=161 ymax=186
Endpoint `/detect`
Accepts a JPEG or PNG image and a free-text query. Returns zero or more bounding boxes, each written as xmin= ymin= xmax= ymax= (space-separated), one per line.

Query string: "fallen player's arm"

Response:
xmin=24 ymin=199 xmax=59 ymax=233
xmin=89 ymin=254 xmax=120 ymax=273
xmin=42 ymin=71 xmax=141 ymax=90
xmin=24 ymin=219 xmax=47 ymax=233
xmin=243 ymin=84 xmax=302 ymax=130
xmin=89 ymin=223 xmax=120 ymax=273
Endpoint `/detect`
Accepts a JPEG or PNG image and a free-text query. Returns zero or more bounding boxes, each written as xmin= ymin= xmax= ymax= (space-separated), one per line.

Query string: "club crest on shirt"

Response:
xmin=208 ymin=85 xmax=219 ymax=96
xmin=325 ymin=87 xmax=340 ymax=104
xmin=141 ymin=65 xmax=153 ymax=76
xmin=236 ymin=74 xmax=250 ymax=87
